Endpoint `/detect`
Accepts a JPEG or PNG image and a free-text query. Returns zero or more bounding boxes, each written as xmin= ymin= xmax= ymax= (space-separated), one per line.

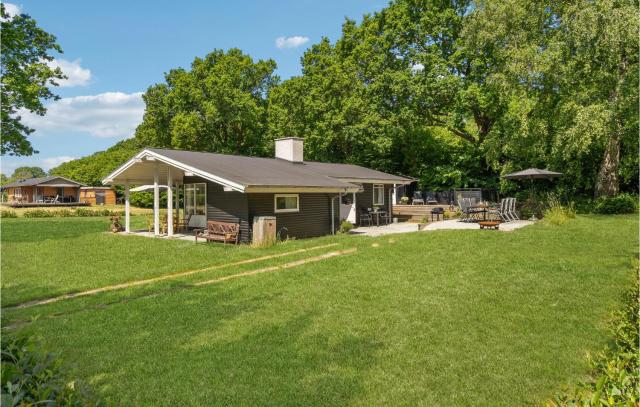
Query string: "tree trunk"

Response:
xmin=595 ymin=55 xmax=627 ymax=198
xmin=594 ymin=132 xmax=620 ymax=197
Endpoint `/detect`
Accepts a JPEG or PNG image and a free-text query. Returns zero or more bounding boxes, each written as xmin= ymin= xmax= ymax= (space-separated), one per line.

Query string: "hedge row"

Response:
xmin=0 ymin=208 xmax=126 ymax=219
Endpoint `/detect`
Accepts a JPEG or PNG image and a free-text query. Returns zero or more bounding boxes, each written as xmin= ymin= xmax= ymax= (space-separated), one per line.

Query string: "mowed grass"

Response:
xmin=1 ymin=215 xmax=638 ymax=406
xmin=0 ymin=216 xmax=352 ymax=307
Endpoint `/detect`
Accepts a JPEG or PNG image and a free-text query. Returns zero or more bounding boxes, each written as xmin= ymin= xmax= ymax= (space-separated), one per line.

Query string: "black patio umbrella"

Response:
xmin=502 ymin=168 xmax=563 ymax=200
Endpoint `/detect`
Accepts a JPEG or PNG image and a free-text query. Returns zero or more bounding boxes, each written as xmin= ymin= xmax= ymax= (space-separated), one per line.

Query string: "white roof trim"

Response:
xmin=102 ymin=149 xmax=246 ymax=192
xmin=130 ymin=184 xmax=174 ymax=192
xmin=244 ymin=185 xmax=361 ymax=193
xmin=332 ymin=177 xmax=413 ymax=185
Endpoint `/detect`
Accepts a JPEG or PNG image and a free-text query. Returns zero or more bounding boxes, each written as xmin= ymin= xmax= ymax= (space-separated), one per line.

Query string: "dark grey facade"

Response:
xmin=185 ymin=176 xmax=393 ymax=243
xmin=354 ymin=183 xmax=393 ymax=225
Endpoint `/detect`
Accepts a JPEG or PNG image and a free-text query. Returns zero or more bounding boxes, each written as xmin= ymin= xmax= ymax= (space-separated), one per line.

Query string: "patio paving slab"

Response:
xmin=350 ymin=222 xmax=420 ymax=237
xmin=423 ymin=219 xmax=534 ymax=232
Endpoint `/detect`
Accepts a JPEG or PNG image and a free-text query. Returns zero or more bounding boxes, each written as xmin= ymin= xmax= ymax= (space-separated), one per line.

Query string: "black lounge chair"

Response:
xmin=412 ymin=191 xmax=425 ymax=205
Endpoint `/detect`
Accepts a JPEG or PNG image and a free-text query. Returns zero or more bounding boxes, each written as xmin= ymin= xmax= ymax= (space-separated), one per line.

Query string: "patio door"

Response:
xmin=184 ymin=183 xmax=207 ymax=228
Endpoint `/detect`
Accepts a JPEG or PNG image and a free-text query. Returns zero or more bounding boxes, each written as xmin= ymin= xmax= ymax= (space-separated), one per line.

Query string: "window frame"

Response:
xmin=372 ymin=184 xmax=385 ymax=206
xmin=184 ymin=182 xmax=207 ymax=216
xmin=274 ymin=194 xmax=300 ymax=213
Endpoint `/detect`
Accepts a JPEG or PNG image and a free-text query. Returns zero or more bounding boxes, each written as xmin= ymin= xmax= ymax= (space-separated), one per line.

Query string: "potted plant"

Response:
xmin=109 ymin=215 xmax=123 ymax=233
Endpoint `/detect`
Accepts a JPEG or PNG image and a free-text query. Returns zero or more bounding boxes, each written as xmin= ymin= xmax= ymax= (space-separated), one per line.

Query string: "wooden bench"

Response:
xmin=195 ymin=220 xmax=240 ymax=244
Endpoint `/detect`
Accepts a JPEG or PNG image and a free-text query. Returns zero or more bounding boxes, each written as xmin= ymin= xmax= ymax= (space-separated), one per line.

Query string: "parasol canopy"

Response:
xmin=503 ymin=168 xmax=563 ymax=180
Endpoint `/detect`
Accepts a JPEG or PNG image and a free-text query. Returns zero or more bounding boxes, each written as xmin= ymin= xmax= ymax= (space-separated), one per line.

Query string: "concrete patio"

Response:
xmin=350 ymin=222 xmax=420 ymax=237
xmin=423 ymin=219 xmax=534 ymax=232
xmin=116 ymin=229 xmax=204 ymax=242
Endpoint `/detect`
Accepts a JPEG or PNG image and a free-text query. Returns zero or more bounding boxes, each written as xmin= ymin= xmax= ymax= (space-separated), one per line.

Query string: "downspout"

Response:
xmin=331 ymin=194 xmax=341 ymax=235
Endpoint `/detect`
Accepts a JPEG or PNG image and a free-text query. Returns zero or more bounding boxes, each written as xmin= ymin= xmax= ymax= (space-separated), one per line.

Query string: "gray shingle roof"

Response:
xmin=2 ymin=176 xmax=84 ymax=188
xmin=148 ymin=148 xmax=412 ymax=188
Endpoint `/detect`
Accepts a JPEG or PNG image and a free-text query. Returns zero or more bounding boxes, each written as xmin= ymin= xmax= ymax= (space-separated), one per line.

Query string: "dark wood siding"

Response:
xmin=354 ymin=183 xmax=393 ymax=225
xmin=184 ymin=177 xmax=250 ymax=243
xmin=247 ymin=193 xmax=339 ymax=240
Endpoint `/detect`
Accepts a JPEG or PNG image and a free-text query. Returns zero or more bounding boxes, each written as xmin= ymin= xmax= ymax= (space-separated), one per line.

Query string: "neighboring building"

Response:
xmin=80 ymin=187 xmax=117 ymax=205
xmin=3 ymin=176 xmax=85 ymax=204
xmin=103 ymin=138 xmax=413 ymax=242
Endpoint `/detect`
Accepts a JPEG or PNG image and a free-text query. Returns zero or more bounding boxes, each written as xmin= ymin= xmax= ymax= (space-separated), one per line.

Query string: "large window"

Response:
xmin=372 ymin=184 xmax=385 ymax=206
xmin=184 ymin=183 xmax=206 ymax=215
xmin=274 ymin=194 xmax=299 ymax=213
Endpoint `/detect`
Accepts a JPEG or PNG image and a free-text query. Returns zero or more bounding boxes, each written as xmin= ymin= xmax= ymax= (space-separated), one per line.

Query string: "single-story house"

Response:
xmin=80 ymin=187 xmax=116 ymax=205
xmin=103 ymin=138 xmax=413 ymax=242
xmin=3 ymin=176 xmax=85 ymax=204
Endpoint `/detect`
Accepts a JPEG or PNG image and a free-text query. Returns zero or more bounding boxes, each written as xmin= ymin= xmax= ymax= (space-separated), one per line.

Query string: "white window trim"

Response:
xmin=372 ymin=184 xmax=384 ymax=206
xmin=274 ymin=194 xmax=300 ymax=213
xmin=184 ymin=182 xmax=207 ymax=216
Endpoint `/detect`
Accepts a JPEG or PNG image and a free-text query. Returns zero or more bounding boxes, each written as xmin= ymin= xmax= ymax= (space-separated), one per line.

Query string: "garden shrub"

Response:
xmin=51 ymin=209 xmax=75 ymax=217
xmin=543 ymin=194 xmax=576 ymax=225
xmin=74 ymin=208 xmax=118 ymax=217
xmin=0 ymin=210 xmax=18 ymax=218
xmin=1 ymin=335 xmax=99 ymax=406
xmin=594 ymin=194 xmax=637 ymax=215
xmin=548 ymin=262 xmax=639 ymax=406
xmin=338 ymin=220 xmax=354 ymax=234
xmin=22 ymin=210 xmax=54 ymax=218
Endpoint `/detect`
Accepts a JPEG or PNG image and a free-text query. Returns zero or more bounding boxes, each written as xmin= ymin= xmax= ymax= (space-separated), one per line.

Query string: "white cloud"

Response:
xmin=275 ymin=36 xmax=309 ymax=49
xmin=1 ymin=155 xmax=75 ymax=174
xmin=47 ymin=59 xmax=92 ymax=87
xmin=42 ymin=156 xmax=76 ymax=169
xmin=21 ymin=91 xmax=145 ymax=138
xmin=3 ymin=3 xmax=21 ymax=18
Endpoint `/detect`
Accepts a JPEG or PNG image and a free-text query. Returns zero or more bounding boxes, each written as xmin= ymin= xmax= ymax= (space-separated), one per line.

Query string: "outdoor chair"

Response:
xmin=359 ymin=211 xmax=373 ymax=226
xmin=177 ymin=213 xmax=192 ymax=232
xmin=488 ymin=198 xmax=509 ymax=222
xmin=379 ymin=211 xmax=392 ymax=225
xmin=458 ymin=198 xmax=482 ymax=222
xmin=425 ymin=192 xmax=438 ymax=205
xmin=507 ymin=198 xmax=519 ymax=221
xmin=412 ymin=191 xmax=425 ymax=205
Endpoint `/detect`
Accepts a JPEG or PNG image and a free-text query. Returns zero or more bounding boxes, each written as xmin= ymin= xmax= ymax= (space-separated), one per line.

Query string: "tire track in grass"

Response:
xmin=5 ymin=243 xmax=340 ymax=310
xmin=3 ymin=247 xmax=358 ymax=328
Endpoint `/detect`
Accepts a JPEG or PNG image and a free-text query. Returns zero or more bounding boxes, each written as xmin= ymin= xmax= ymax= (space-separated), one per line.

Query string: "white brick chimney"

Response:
xmin=275 ymin=137 xmax=304 ymax=163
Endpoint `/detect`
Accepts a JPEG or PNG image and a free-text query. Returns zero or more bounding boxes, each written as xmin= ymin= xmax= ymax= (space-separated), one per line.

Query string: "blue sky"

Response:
xmin=1 ymin=0 xmax=387 ymax=176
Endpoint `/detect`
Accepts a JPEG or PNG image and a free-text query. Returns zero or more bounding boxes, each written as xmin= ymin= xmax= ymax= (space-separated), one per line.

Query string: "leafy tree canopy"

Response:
xmin=135 ymin=48 xmax=278 ymax=156
xmin=0 ymin=3 xmax=66 ymax=156
xmin=49 ymin=138 xmax=141 ymax=186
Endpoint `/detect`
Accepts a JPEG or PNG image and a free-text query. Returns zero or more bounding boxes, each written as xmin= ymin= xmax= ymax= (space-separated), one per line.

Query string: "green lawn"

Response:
xmin=1 ymin=215 xmax=637 ymax=406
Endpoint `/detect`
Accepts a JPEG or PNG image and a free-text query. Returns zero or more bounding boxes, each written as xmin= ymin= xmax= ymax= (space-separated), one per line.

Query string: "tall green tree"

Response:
xmin=9 ymin=166 xmax=46 ymax=180
xmin=50 ymin=138 xmax=141 ymax=186
xmin=0 ymin=3 xmax=66 ymax=156
xmin=550 ymin=0 xmax=638 ymax=197
xmin=135 ymin=49 xmax=278 ymax=156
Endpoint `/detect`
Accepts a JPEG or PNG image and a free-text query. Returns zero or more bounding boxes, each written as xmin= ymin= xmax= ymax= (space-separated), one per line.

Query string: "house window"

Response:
xmin=274 ymin=194 xmax=299 ymax=213
xmin=372 ymin=184 xmax=385 ymax=206
xmin=184 ymin=183 xmax=207 ymax=216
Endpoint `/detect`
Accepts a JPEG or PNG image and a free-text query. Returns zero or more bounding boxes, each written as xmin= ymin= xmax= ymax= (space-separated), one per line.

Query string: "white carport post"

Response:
xmin=124 ymin=184 xmax=130 ymax=233
xmin=153 ymin=164 xmax=160 ymax=236
xmin=167 ymin=168 xmax=173 ymax=236
xmin=174 ymin=180 xmax=179 ymax=231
